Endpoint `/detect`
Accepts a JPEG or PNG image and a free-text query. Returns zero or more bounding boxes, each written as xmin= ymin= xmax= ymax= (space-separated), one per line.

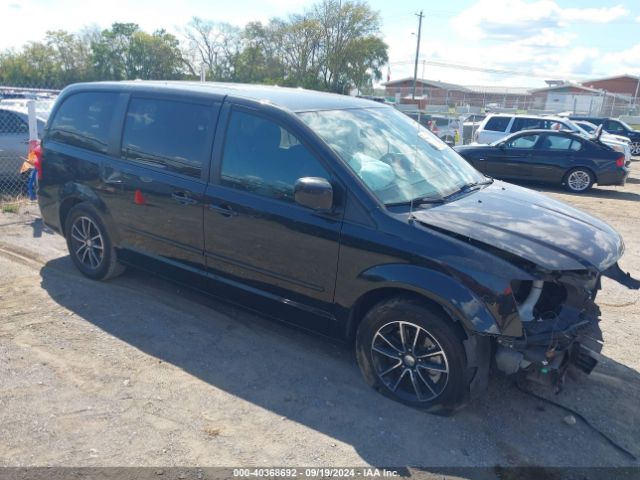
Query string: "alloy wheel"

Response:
xmin=371 ymin=321 xmax=449 ymax=402
xmin=630 ymin=142 xmax=640 ymax=156
xmin=69 ymin=216 xmax=105 ymax=269
xmin=567 ymin=170 xmax=591 ymax=192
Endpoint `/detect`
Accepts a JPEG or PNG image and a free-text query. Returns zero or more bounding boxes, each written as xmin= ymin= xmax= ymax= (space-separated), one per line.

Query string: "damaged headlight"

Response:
xmin=510 ymin=279 xmax=568 ymax=322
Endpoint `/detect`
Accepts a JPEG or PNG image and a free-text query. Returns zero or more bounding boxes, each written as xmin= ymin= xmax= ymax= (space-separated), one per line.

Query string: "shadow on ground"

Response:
xmin=510 ymin=180 xmax=640 ymax=202
xmin=39 ymin=256 xmax=640 ymax=472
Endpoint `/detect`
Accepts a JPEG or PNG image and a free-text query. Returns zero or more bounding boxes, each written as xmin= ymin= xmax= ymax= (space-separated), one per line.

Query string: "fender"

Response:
xmin=58 ymin=182 xmax=122 ymax=245
xmin=352 ymin=263 xmax=503 ymax=336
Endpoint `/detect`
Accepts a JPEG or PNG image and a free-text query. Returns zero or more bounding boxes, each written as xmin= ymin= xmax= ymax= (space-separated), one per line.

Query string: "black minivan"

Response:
xmin=38 ymin=82 xmax=636 ymax=413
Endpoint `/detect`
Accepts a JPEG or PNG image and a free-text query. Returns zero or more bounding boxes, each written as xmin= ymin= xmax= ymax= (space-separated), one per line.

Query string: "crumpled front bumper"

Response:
xmin=494 ymin=262 xmax=638 ymax=386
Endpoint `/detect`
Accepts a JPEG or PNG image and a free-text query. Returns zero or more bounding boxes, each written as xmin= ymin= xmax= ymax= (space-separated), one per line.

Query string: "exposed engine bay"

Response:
xmin=495 ymin=263 xmax=638 ymax=389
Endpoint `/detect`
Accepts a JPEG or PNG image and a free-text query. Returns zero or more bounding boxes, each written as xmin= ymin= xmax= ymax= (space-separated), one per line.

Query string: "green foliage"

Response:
xmin=0 ymin=0 xmax=388 ymax=93
xmin=91 ymin=23 xmax=186 ymax=80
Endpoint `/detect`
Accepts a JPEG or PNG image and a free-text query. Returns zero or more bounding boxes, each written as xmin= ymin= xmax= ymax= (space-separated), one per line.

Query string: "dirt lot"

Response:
xmin=0 ymin=161 xmax=639 ymax=473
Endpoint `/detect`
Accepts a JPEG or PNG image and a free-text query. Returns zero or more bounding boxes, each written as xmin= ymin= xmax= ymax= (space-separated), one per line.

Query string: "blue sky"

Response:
xmin=1 ymin=0 xmax=638 ymax=88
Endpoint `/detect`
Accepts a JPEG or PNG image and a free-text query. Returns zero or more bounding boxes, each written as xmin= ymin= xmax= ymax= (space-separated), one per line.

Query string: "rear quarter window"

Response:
xmin=483 ymin=117 xmax=510 ymax=132
xmin=47 ymin=92 xmax=117 ymax=154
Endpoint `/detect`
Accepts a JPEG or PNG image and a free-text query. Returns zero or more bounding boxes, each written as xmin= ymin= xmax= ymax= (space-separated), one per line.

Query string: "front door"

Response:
xmin=484 ymin=133 xmax=540 ymax=179
xmin=203 ymin=106 xmax=343 ymax=331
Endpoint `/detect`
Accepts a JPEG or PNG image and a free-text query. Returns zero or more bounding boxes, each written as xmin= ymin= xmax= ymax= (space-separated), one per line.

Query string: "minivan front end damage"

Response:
xmin=410 ymin=181 xmax=637 ymax=392
xmin=494 ymin=263 xmax=637 ymax=387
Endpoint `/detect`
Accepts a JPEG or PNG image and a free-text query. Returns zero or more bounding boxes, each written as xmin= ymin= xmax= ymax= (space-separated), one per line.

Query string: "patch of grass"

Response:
xmin=1 ymin=204 xmax=19 ymax=214
xmin=203 ymin=426 xmax=221 ymax=438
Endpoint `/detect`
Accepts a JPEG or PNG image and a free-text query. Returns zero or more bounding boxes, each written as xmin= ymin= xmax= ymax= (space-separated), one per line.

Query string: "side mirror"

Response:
xmin=498 ymin=142 xmax=506 ymax=150
xmin=294 ymin=177 xmax=333 ymax=211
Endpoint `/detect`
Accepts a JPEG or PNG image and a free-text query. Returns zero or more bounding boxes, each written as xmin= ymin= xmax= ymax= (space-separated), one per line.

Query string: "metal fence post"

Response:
xmin=27 ymin=100 xmax=38 ymax=141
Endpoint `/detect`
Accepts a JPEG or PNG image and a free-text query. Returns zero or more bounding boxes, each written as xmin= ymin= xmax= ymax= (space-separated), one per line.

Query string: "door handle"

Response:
xmin=207 ymin=203 xmax=237 ymax=217
xmin=171 ymin=191 xmax=198 ymax=205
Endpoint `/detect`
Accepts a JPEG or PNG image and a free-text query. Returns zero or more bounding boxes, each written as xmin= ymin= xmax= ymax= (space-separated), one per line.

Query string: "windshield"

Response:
xmin=298 ymin=107 xmax=485 ymax=205
xmin=617 ymin=119 xmax=634 ymax=130
xmin=577 ymin=121 xmax=596 ymax=133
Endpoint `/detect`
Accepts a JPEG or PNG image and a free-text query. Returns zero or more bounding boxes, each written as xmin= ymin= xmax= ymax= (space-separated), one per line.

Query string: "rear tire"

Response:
xmin=356 ymin=296 xmax=470 ymax=415
xmin=564 ymin=168 xmax=594 ymax=193
xmin=64 ymin=204 xmax=125 ymax=281
xmin=630 ymin=141 xmax=640 ymax=156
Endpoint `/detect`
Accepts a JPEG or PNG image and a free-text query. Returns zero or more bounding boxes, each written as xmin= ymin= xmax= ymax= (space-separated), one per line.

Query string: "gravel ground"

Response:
xmin=0 ymin=161 xmax=639 ymax=473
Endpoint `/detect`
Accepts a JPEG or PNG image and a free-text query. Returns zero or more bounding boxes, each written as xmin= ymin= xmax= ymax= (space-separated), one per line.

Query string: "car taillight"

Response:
xmin=28 ymin=140 xmax=42 ymax=179
xmin=616 ymin=156 xmax=625 ymax=168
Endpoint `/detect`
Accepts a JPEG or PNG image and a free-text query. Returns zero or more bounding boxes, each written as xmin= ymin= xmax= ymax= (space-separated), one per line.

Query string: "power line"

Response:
xmin=388 ymin=59 xmax=617 ymax=81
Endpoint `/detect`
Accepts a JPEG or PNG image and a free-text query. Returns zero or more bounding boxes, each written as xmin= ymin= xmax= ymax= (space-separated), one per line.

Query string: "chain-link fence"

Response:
xmin=381 ymin=85 xmax=640 ymax=118
xmin=1 ymin=85 xmax=59 ymax=207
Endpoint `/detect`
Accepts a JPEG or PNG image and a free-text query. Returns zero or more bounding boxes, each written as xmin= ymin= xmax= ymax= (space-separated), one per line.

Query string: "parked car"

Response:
xmin=572 ymin=120 xmax=630 ymax=144
xmin=455 ymin=129 xmax=629 ymax=192
xmin=0 ymin=105 xmax=46 ymax=179
xmin=404 ymin=112 xmax=459 ymax=145
xmin=38 ymin=82 xmax=636 ymax=413
xmin=569 ymin=116 xmax=640 ymax=156
xmin=462 ymin=114 xmax=486 ymax=144
xmin=474 ymin=113 xmax=631 ymax=163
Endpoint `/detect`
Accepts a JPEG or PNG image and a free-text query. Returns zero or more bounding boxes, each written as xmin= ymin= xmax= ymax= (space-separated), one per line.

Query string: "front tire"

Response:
xmin=356 ymin=296 xmax=470 ymax=414
xmin=64 ymin=204 xmax=125 ymax=281
xmin=564 ymin=168 xmax=594 ymax=193
xmin=630 ymin=141 xmax=640 ymax=156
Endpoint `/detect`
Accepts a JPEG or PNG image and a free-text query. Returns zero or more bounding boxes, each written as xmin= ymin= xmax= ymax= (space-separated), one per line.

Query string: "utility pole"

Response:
xmin=412 ymin=10 xmax=423 ymax=101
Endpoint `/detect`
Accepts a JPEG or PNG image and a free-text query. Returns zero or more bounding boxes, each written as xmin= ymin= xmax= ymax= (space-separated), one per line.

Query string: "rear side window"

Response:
xmin=0 ymin=110 xmax=28 ymax=134
xmin=121 ymin=98 xmax=217 ymax=179
xmin=511 ymin=118 xmax=552 ymax=132
xmin=538 ymin=134 xmax=582 ymax=151
xmin=484 ymin=117 xmax=510 ymax=132
xmin=220 ymin=110 xmax=329 ymax=203
xmin=48 ymin=92 xmax=117 ymax=153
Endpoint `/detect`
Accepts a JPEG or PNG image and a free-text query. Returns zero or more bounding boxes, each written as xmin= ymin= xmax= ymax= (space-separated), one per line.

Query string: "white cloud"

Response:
xmin=603 ymin=43 xmax=640 ymax=76
xmin=0 ymin=0 xmax=313 ymax=50
xmin=383 ymin=0 xmax=630 ymax=88
xmin=451 ymin=0 xmax=628 ymax=41
xmin=561 ymin=5 xmax=629 ymax=23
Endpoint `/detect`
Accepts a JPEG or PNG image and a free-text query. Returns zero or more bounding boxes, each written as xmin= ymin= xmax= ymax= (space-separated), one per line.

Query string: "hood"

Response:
xmin=413 ymin=181 xmax=623 ymax=272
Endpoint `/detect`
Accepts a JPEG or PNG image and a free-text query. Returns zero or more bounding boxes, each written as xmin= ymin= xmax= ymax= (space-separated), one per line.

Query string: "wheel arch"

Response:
xmin=348 ymin=281 xmax=493 ymax=402
xmin=58 ymin=184 xmax=121 ymax=244
xmin=564 ymin=165 xmax=598 ymax=184
xmin=345 ymin=264 xmax=502 ymax=341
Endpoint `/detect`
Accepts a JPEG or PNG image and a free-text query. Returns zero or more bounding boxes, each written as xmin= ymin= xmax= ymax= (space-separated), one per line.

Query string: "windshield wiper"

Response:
xmin=386 ymin=195 xmax=444 ymax=207
xmin=445 ymin=178 xmax=494 ymax=199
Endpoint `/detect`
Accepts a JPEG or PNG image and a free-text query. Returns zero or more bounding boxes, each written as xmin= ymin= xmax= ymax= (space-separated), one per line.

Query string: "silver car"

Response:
xmin=0 ymin=105 xmax=46 ymax=178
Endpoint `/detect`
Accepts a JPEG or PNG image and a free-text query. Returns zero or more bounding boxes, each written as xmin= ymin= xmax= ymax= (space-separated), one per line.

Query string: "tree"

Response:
xmin=312 ymin=0 xmax=387 ymax=92
xmin=182 ymin=17 xmax=242 ymax=80
xmin=0 ymin=0 xmax=388 ymax=91
xmin=92 ymin=23 xmax=186 ymax=80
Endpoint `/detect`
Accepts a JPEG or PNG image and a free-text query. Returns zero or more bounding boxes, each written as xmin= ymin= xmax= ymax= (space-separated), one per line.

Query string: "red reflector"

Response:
xmin=616 ymin=156 xmax=625 ymax=168
xmin=28 ymin=140 xmax=42 ymax=179
xmin=134 ymin=189 xmax=146 ymax=205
